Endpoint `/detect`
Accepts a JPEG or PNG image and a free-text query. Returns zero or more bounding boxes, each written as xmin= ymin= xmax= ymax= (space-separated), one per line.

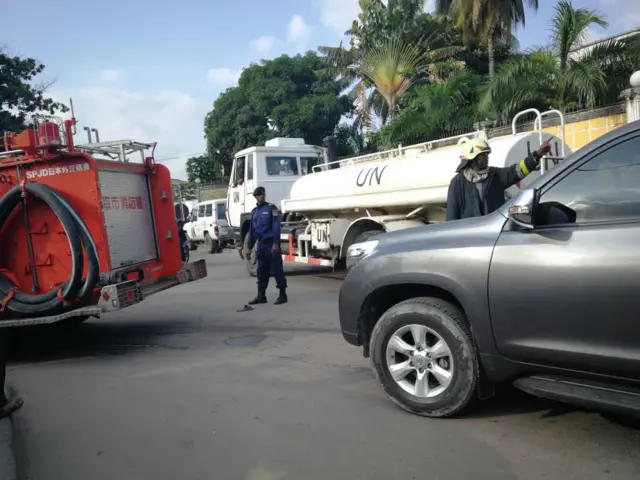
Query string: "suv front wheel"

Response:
xmin=369 ymin=297 xmax=479 ymax=418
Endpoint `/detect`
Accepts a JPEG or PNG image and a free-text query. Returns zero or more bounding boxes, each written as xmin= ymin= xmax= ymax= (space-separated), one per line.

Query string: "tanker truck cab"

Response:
xmin=339 ymin=118 xmax=640 ymax=419
xmin=225 ymin=137 xmax=329 ymax=253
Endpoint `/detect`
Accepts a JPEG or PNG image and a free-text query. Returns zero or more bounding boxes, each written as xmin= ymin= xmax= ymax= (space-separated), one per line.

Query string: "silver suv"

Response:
xmin=339 ymin=120 xmax=640 ymax=418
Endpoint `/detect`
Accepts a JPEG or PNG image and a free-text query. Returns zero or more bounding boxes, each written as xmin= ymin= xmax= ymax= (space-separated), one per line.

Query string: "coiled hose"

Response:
xmin=0 ymin=182 xmax=100 ymax=317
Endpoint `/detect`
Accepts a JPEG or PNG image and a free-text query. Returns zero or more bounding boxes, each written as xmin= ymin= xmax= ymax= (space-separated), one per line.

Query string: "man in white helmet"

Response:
xmin=446 ymin=136 xmax=552 ymax=221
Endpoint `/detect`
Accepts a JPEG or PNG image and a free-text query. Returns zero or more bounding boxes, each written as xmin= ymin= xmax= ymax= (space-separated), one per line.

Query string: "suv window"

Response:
xmin=538 ymin=136 xmax=640 ymax=226
xmin=198 ymin=205 xmax=206 ymax=217
xmin=205 ymin=204 xmax=213 ymax=217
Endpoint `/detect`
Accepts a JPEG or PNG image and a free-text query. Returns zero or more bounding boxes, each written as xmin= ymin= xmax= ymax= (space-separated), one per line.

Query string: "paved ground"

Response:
xmin=5 ymin=251 xmax=640 ymax=480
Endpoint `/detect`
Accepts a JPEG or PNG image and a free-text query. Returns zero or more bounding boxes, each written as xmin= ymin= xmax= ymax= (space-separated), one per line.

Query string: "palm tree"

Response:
xmin=376 ymin=68 xmax=484 ymax=148
xmin=436 ymin=0 xmax=538 ymax=76
xmin=318 ymin=0 xmax=465 ymax=128
xmin=359 ymin=39 xmax=466 ymax=120
xmin=480 ymin=1 xmax=640 ymax=121
xmin=319 ymin=38 xmax=464 ymax=126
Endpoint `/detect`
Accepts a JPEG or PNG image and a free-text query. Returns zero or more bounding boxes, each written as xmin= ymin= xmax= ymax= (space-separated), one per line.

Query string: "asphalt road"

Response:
xmin=6 ymin=251 xmax=640 ymax=480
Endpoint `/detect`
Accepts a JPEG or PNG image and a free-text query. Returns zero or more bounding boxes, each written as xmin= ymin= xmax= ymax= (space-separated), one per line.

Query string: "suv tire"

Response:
xmin=205 ymin=233 xmax=218 ymax=254
xmin=369 ymin=297 xmax=479 ymax=418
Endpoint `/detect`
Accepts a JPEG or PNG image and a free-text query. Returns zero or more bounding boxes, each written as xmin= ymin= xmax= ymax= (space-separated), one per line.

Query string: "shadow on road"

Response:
xmin=6 ymin=317 xmax=640 ymax=433
xmin=5 ymin=319 xmax=201 ymax=365
xmin=463 ymin=386 xmax=577 ymax=419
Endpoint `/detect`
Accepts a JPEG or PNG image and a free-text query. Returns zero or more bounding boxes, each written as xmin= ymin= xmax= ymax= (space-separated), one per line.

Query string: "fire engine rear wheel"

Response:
xmin=205 ymin=233 xmax=218 ymax=254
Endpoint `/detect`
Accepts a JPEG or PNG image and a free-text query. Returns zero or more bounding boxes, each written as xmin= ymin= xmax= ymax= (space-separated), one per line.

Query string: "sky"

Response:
xmin=2 ymin=0 xmax=639 ymax=180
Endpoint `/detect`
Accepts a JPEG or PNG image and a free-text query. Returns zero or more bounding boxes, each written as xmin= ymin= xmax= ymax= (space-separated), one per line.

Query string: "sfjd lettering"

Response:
xmin=25 ymin=163 xmax=90 ymax=180
xmin=101 ymin=196 xmax=144 ymax=211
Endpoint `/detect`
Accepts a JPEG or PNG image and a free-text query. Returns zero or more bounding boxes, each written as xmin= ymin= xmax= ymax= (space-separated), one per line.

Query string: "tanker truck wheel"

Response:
xmin=205 ymin=233 xmax=218 ymax=254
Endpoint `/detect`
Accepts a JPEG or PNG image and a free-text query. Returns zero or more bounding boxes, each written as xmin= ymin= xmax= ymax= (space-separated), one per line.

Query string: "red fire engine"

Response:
xmin=0 ymin=101 xmax=207 ymax=327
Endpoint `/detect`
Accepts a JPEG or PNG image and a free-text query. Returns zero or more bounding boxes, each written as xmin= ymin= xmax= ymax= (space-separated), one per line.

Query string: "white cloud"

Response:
xmin=206 ymin=68 xmax=242 ymax=87
xmin=48 ymin=85 xmax=208 ymax=180
xmin=250 ymin=36 xmax=277 ymax=54
xmin=314 ymin=0 xmax=361 ymax=35
xmin=287 ymin=14 xmax=312 ymax=46
xmin=101 ymin=69 xmax=121 ymax=82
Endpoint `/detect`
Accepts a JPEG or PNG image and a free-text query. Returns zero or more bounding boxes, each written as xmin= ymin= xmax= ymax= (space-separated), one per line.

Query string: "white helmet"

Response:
xmin=459 ymin=137 xmax=491 ymax=161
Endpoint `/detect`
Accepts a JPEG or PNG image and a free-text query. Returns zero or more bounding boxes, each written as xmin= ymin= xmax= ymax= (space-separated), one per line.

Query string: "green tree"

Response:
xmin=376 ymin=68 xmax=483 ymax=148
xmin=347 ymin=0 xmax=431 ymax=51
xmin=0 ymin=51 xmax=68 ymax=136
xmin=185 ymin=154 xmax=219 ymax=184
xmin=436 ymin=0 xmax=537 ymax=76
xmin=204 ymin=52 xmax=351 ymax=174
xmin=334 ymin=122 xmax=378 ymax=158
xmin=481 ymin=1 xmax=640 ymax=121
xmin=172 ymin=181 xmax=197 ymax=202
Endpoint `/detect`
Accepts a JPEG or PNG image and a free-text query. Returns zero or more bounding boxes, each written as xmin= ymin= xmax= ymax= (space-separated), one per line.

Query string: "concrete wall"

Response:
xmin=541 ymin=112 xmax=627 ymax=151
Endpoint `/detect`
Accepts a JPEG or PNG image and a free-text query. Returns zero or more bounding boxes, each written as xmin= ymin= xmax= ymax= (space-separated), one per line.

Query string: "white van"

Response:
xmin=184 ymin=198 xmax=230 ymax=253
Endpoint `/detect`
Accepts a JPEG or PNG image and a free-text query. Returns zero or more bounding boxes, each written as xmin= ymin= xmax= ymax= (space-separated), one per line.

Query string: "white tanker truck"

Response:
xmin=226 ymin=109 xmax=571 ymax=276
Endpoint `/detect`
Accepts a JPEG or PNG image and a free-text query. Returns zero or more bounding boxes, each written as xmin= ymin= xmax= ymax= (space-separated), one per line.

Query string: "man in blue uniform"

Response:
xmin=244 ymin=186 xmax=288 ymax=305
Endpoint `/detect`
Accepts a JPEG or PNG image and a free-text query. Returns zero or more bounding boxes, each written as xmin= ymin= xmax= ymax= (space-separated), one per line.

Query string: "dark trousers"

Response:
xmin=179 ymin=235 xmax=187 ymax=262
xmin=256 ymin=244 xmax=287 ymax=293
xmin=0 ymin=332 xmax=6 ymax=404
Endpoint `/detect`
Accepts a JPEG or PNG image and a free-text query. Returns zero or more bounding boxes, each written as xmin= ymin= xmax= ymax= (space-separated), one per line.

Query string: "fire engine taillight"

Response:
xmin=214 ymin=226 xmax=219 ymax=236
xmin=38 ymin=121 xmax=62 ymax=147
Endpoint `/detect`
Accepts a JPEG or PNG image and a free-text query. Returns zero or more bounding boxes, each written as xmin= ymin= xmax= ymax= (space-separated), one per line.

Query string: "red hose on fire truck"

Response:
xmin=0 ymin=102 xmax=207 ymax=327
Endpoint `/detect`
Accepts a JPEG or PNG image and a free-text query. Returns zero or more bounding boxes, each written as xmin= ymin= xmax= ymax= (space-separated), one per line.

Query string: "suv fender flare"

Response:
xmin=368 ymin=271 xmax=497 ymax=354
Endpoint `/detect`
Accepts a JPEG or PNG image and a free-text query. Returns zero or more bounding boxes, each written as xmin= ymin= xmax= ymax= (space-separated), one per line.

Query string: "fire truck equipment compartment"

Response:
xmin=0 ymin=182 xmax=100 ymax=316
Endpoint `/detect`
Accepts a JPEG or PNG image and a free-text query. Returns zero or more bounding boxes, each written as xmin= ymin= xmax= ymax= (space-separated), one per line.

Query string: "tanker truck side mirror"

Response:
xmin=508 ymin=188 xmax=538 ymax=229
xmin=322 ymin=136 xmax=339 ymax=170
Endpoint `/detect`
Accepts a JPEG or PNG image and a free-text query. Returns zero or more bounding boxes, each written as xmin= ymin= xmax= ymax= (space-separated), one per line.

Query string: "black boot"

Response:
xmin=274 ymin=288 xmax=288 ymax=305
xmin=248 ymin=292 xmax=267 ymax=305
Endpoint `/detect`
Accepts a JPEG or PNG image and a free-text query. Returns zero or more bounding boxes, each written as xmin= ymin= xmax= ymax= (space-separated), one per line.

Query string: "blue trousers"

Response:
xmin=179 ymin=234 xmax=187 ymax=262
xmin=256 ymin=243 xmax=287 ymax=293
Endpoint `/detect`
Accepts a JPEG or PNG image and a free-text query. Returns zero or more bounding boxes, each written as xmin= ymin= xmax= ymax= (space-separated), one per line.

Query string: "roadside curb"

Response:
xmin=0 ymin=388 xmax=17 ymax=480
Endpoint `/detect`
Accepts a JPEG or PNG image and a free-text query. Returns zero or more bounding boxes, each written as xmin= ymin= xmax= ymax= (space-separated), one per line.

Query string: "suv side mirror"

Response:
xmin=508 ymin=188 xmax=537 ymax=229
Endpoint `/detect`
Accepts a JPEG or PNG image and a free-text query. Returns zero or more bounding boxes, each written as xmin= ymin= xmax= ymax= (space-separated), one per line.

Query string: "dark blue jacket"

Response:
xmin=246 ymin=202 xmax=281 ymax=249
